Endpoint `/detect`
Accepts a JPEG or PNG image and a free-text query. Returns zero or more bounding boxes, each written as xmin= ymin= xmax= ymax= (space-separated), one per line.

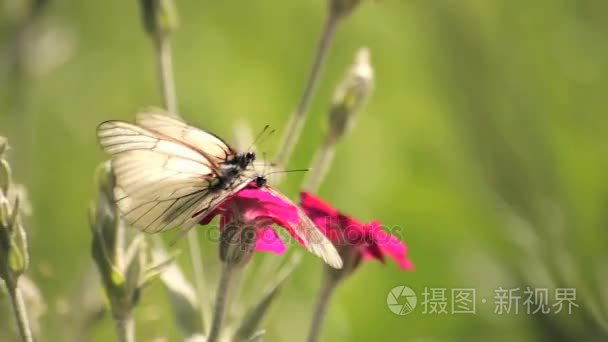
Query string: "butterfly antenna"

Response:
xmin=265 ymin=168 xmax=310 ymax=176
xmin=256 ymin=127 xmax=276 ymax=151
xmin=247 ymin=124 xmax=270 ymax=152
xmin=262 ymin=151 xmax=268 ymax=175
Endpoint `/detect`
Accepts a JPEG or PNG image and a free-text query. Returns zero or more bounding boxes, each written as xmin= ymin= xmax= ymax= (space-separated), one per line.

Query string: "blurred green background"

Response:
xmin=1 ymin=0 xmax=608 ymax=341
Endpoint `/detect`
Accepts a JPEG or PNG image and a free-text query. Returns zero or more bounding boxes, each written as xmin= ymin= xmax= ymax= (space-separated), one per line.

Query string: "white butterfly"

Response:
xmin=97 ymin=109 xmax=342 ymax=269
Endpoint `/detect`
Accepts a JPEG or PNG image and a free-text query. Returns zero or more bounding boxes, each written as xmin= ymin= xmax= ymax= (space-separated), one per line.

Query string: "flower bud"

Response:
xmin=139 ymin=0 xmax=179 ymax=37
xmin=0 ymin=138 xmax=30 ymax=285
xmin=95 ymin=161 xmax=115 ymax=201
xmin=328 ymin=47 xmax=374 ymax=141
xmin=219 ymin=224 xmax=256 ymax=267
xmin=8 ymin=228 xmax=28 ymax=277
xmin=91 ymin=161 xmax=152 ymax=320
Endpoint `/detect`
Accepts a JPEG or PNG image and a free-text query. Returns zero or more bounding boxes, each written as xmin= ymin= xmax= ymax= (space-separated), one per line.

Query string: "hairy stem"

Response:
xmin=275 ymin=12 xmax=339 ymax=166
xmin=113 ymin=313 xmax=135 ymax=342
xmin=208 ymin=263 xmax=234 ymax=342
xmin=306 ymin=273 xmax=338 ymax=342
xmin=303 ymin=134 xmax=337 ymax=193
xmin=154 ymin=34 xmax=178 ymax=116
xmin=7 ymin=283 xmax=33 ymax=342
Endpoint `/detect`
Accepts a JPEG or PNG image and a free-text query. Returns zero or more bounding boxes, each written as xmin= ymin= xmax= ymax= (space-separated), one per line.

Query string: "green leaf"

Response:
xmin=152 ymin=245 xmax=205 ymax=340
xmin=233 ymin=253 xmax=302 ymax=341
xmin=141 ymin=250 xmax=178 ymax=287
xmin=0 ymin=159 xmax=10 ymax=195
xmin=247 ymin=330 xmax=266 ymax=342
xmin=8 ymin=196 xmax=20 ymax=229
xmin=0 ymin=196 xmax=10 ymax=228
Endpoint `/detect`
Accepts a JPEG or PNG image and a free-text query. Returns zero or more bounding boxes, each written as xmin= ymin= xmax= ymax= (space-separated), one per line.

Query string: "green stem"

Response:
xmin=208 ymin=263 xmax=234 ymax=342
xmin=306 ymin=272 xmax=339 ymax=342
xmin=152 ymin=28 xmax=209 ymax=332
xmin=113 ymin=313 xmax=135 ymax=342
xmin=7 ymin=282 xmax=34 ymax=342
xmin=154 ymin=34 xmax=178 ymax=116
xmin=302 ymin=133 xmax=337 ymax=193
xmin=275 ymin=12 xmax=340 ymax=167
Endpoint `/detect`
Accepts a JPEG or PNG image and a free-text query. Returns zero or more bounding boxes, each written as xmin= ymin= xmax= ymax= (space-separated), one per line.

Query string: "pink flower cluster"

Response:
xmin=201 ymin=186 xmax=412 ymax=271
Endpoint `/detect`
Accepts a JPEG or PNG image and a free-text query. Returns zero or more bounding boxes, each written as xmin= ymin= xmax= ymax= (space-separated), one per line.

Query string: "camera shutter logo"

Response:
xmin=387 ymin=286 xmax=417 ymax=315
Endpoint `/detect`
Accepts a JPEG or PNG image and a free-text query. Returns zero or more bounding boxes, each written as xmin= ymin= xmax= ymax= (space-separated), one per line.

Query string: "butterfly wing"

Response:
xmin=135 ymin=109 xmax=235 ymax=164
xmin=261 ymin=186 xmax=343 ymax=269
xmin=97 ymin=120 xmax=222 ymax=233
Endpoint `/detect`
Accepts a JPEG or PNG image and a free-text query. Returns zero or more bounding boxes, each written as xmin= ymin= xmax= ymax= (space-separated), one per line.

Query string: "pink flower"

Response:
xmin=200 ymin=186 xmax=343 ymax=268
xmin=300 ymin=191 xmax=413 ymax=271
xmin=198 ymin=187 xmax=298 ymax=255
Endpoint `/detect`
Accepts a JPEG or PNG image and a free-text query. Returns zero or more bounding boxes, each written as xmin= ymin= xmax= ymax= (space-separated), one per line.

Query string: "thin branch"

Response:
xmin=306 ymin=273 xmax=338 ymax=342
xmin=274 ymin=12 xmax=340 ymax=167
xmin=302 ymin=134 xmax=337 ymax=193
xmin=154 ymin=34 xmax=178 ymax=116
xmin=207 ymin=263 xmax=234 ymax=342
xmin=7 ymin=284 xmax=33 ymax=342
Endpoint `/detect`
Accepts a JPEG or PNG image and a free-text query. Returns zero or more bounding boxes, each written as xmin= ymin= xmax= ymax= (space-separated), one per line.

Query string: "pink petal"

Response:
xmin=300 ymin=192 xmax=339 ymax=218
xmin=233 ymin=188 xmax=307 ymax=247
xmin=300 ymin=192 xmax=414 ymax=271
xmin=255 ymin=227 xmax=286 ymax=254
xmin=364 ymin=221 xmax=414 ymax=270
xmin=237 ymin=188 xmax=300 ymax=227
xmin=198 ymin=187 xmax=308 ymax=253
xmin=300 ymin=192 xmax=341 ymax=242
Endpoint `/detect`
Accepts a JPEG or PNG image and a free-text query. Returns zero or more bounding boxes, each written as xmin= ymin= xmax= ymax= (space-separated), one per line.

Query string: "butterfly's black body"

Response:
xmin=253 ymin=175 xmax=267 ymax=188
xmin=230 ymin=151 xmax=256 ymax=170
xmin=212 ymin=151 xmax=257 ymax=191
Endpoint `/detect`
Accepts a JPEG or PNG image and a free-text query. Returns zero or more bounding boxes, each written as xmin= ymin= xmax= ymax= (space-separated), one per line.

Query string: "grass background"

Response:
xmin=1 ymin=0 xmax=608 ymax=340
